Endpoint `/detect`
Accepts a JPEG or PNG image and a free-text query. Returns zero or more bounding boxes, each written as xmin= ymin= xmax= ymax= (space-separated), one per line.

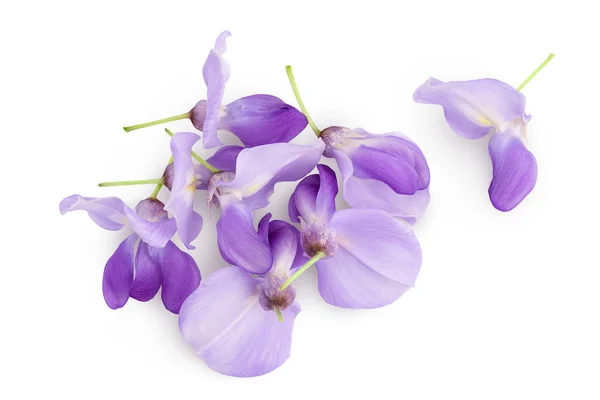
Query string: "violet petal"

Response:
xmin=102 ymin=234 xmax=138 ymax=310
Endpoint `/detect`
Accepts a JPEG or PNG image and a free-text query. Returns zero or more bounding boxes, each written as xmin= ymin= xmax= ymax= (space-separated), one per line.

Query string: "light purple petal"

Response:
xmin=267 ymin=220 xmax=305 ymax=278
xmin=413 ymin=77 xmax=528 ymax=139
xmin=219 ymin=95 xmax=308 ymax=147
xmin=202 ymin=31 xmax=231 ymax=148
xmin=123 ymin=206 xmax=177 ymax=248
xmin=218 ymin=140 xmax=325 ymax=210
xmin=129 ymin=241 xmax=162 ymax=302
xmin=334 ymin=150 xmax=430 ymax=223
xmin=166 ymin=132 xmax=204 ymax=249
xmin=316 ymin=209 xmax=422 ymax=309
xmin=147 ymin=241 xmax=201 ymax=314
xmin=179 ymin=267 xmax=300 ymax=377
xmin=102 ymin=234 xmax=138 ymax=310
xmin=488 ymin=132 xmax=537 ymax=212
xmin=194 ymin=145 xmax=244 ymax=190
xmin=59 ymin=195 xmax=127 ymax=231
xmin=216 ymin=201 xmax=273 ymax=274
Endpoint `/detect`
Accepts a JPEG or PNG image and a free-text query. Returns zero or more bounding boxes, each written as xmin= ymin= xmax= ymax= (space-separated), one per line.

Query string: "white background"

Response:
xmin=1 ymin=0 xmax=599 ymax=398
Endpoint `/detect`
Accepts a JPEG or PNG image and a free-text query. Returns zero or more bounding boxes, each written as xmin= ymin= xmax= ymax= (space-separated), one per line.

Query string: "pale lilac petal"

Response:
xmin=488 ymin=132 xmax=537 ymax=212
xmin=59 ymin=195 xmax=127 ymax=231
xmin=202 ymin=31 xmax=231 ymax=148
xmin=166 ymin=132 xmax=204 ymax=249
xmin=129 ymin=241 xmax=162 ymax=302
xmin=123 ymin=206 xmax=176 ymax=248
xmin=147 ymin=241 xmax=201 ymax=314
xmin=102 ymin=234 xmax=138 ymax=310
xmin=267 ymin=220 xmax=304 ymax=278
xmin=216 ymin=201 xmax=272 ymax=274
xmin=316 ymin=209 xmax=422 ymax=309
xmin=413 ymin=77 xmax=528 ymax=138
xmin=218 ymin=140 xmax=325 ymax=210
xmin=220 ymin=95 xmax=308 ymax=147
xmin=194 ymin=145 xmax=244 ymax=190
xmin=334 ymin=150 xmax=430 ymax=223
xmin=179 ymin=267 xmax=300 ymax=377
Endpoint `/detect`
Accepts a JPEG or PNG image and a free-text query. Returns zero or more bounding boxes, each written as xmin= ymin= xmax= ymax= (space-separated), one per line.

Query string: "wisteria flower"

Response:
xmin=123 ymin=31 xmax=308 ymax=149
xmin=179 ymin=216 xmax=307 ymax=377
xmin=168 ymin=131 xmax=324 ymax=273
xmin=287 ymin=164 xmax=422 ymax=309
xmin=412 ymin=54 xmax=554 ymax=211
xmin=320 ymin=126 xmax=430 ymax=223
xmin=60 ymin=196 xmax=200 ymax=313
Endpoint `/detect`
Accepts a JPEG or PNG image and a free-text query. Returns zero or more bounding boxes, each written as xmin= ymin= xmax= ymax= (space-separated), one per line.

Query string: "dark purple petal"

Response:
xmin=129 ymin=241 xmax=162 ymax=302
xmin=216 ymin=201 xmax=272 ymax=274
xmin=179 ymin=267 xmax=300 ymax=377
xmin=218 ymin=140 xmax=325 ymax=210
xmin=288 ymin=164 xmax=337 ymax=224
xmin=102 ymin=235 xmax=138 ymax=310
xmin=333 ymin=150 xmax=430 ymax=223
xmin=267 ymin=220 xmax=306 ymax=278
xmin=201 ymin=31 xmax=231 ymax=149
xmin=413 ymin=77 xmax=528 ymax=139
xmin=488 ymin=132 xmax=537 ymax=211
xmin=59 ymin=195 xmax=127 ymax=231
xmin=316 ymin=209 xmax=422 ymax=309
xmin=219 ymin=95 xmax=308 ymax=147
xmin=147 ymin=241 xmax=201 ymax=314
xmin=257 ymin=213 xmax=272 ymax=243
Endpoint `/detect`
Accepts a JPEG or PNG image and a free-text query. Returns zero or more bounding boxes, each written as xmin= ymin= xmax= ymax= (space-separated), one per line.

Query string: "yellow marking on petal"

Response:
xmin=476 ymin=115 xmax=493 ymax=125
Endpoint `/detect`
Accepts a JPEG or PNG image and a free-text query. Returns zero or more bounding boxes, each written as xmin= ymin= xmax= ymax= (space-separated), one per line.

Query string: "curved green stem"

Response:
xmin=99 ymin=178 xmax=163 ymax=187
xmin=123 ymin=112 xmax=190 ymax=132
xmin=285 ymin=65 xmax=321 ymax=137
xmin=164 ymin=128 xmax=219 ymax=173
xmin=275 ymin=308 xmax=283 ymax=323
xmin=517 ymin=53 xmax=555 ymax=91
xmin=279 ymin=251 xmax=325 ymax=291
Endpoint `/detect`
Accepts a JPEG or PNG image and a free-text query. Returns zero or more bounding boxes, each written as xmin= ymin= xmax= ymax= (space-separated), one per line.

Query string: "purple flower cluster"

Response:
xmin=60 ymin=31 xmax=553 ymax=377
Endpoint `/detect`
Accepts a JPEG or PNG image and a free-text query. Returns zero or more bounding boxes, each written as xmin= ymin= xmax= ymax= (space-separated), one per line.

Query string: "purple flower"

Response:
xmin=179 ymin=216 xmax=306 ymax=377
xmin=320 ymin=126 xmax=430 ymax=223
xmin=124 ymin=32 xmax=308 ymax=149
xmin=60 ymin=196 xmax=200 ymax=313
xmin=413 ymin=77 xmax=537 ymax=211
xmin=289 ymin=164 xmax=422 ymax=309
xmin=168 ymin=132 xmax=324 ymax=274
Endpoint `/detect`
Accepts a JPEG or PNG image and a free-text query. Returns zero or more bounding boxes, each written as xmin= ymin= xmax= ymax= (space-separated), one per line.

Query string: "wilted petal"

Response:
xmin=413 ymin=77 xmax=528 ymax=138
xmin=202 ymin=31 xmax=231 ymax=148
xmin=216 ymin=201 xmax=272 ymax=274
xmin=334 ymin=150 xmax=430 ymax=223
xmin=194 ymin=145 xmax=243 ymax=190
xmin=488 ymin=132 xmax=537 ymax=211
xmin=102 ymin=234 xmax=138 ymax=309
xmin=59 ymin=195 xmax=127 ymax=231
xmin=316 ymin=209 xmax=422 ymax=309
xmin=220 ymin=95 xmax=308 ymax=147
xmin=129 ymin=241 xmax=162 ymax=302
xmin=147 ymin=241 xmax=201 ymax=314
xmin=179 ymin=267 xmax=300 ymax=377
xmin=267 ymin=220 xmax=305 ymax=278
xmin=166 ymin=132 xmax=204 ymax=249
xmin=219 ymin=140 xmax=325 ymax=210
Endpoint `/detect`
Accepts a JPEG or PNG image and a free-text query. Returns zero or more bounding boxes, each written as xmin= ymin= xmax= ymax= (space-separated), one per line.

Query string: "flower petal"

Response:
xmin=219 ymin=95 xmax=308 ymax=147
xmin=488 ymin=132 xmax=537 ymax=211
xmin=413 ymin=77 xmax=528 ymax=138
xmin=202 ymin=31 xmax=231 ymax=148
xmin=216 ymin=201 xmax=272 ymax=274
xmin=129 ymin=241 xmax=162 ymax=302
xmin=147 ymin=241 xmax=201 ymax=314
xmin=194 ymin=145 xmax=244 ymax=190
xmin=123 ymin=206 xmax=177 ymax=248
xmin=59 ymin=195 xmax=127 ymax=231
xmin=166 ymin=132 xmax=204 ymax=249
xmin=102 ymin=234 xmax=138 ymax=310
xmin=316 ymin=209 xmax=422 ymax=309
xmin=257 ymin=213 xmax=272 ymax=243
xmin=334 ymin=150 xmax=430 ymax=223
xmin=218 ymin=140 xmax=325 ymax=209
xmin=179 ymin=267 xmax=300 ymax=377
xmin=267 ymin=220 xmax=305 ymax=278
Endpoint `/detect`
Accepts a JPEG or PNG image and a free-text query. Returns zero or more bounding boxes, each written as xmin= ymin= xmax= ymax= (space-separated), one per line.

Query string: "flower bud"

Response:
xmin=300 ymin=223 xmax=337 ymax=257
xmin=135 ymin=198 xmax=168 ymax=222
xmin=189 ymin=100 xmax=207 ymax=131
xmin=258 ymin=276 xmax=296 ymax=312
xmin=162 ymin=163 xmax=174 ymax=191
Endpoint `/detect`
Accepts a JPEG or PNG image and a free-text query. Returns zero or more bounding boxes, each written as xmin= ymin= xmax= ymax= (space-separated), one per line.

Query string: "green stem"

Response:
xmin=164 ymin=128 xmax=220 ymax=173
xmin=123 ymin=112 xmax=191 ymax=132
xmin=98 ymin=178 xmax=163 ymax=187
xmin=275 ymin=308 xmax=283 ymax=323
xmin=516 ymin=53 xmax=555 ymax=91
xmin=285 ymin=65 xmax=321 ymax=137
xmin=279 ymin=251 xmax=325 ymax=291
xmin=149 ymin=155 xmax=174 ymax=199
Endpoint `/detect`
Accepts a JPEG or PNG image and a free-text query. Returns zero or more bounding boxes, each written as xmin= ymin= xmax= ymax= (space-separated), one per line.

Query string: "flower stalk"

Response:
xmin=123 ymin=112 xmax=191 ymax=132
xmin=517 ymin=53 xmax=555 ymax=91
xmin=279 ymin=251 xmax=325 ymax=291
xmin=98 ymin=178 xmax=163 ymax=187
xmin=285 ymin=65 xmax=321 ymax=137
